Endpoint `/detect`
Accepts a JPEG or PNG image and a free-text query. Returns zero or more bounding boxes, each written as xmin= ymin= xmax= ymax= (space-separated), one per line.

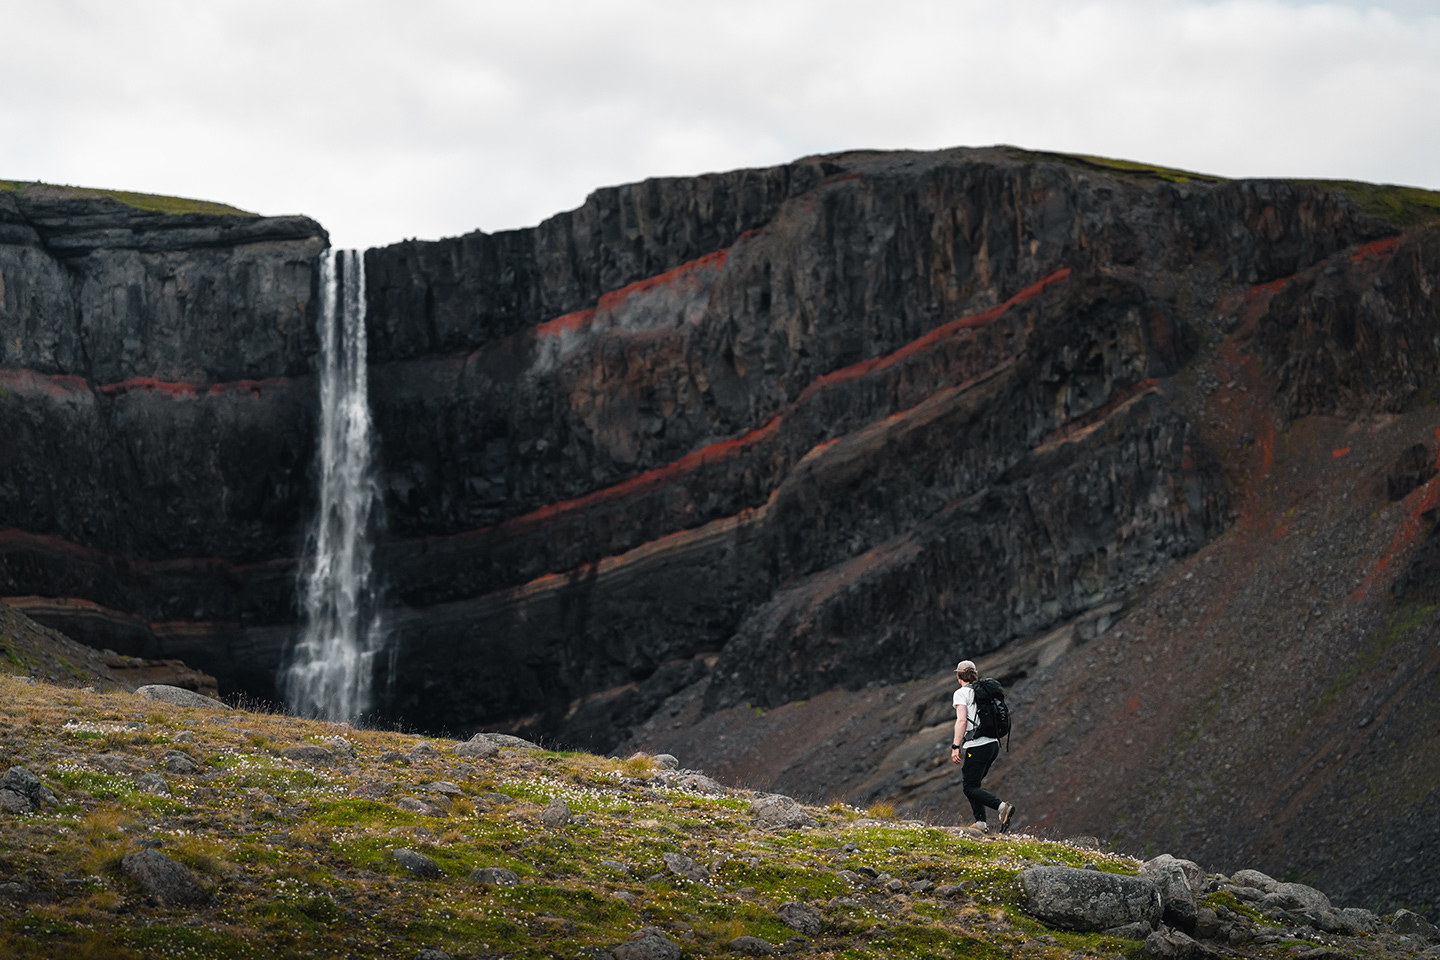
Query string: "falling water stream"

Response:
xmin=281 ymin=249 xmax=386 ymax=721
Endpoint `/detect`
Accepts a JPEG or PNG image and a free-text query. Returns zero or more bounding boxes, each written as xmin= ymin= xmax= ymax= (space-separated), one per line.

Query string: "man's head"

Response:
xmin=956 ymin=660 xmax=978 ymax=684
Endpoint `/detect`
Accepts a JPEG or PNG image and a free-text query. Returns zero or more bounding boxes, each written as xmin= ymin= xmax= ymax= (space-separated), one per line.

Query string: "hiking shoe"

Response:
xmin=998 ymin=801 xmax=1015 ymax=833
xmin=971 ymin=821 xmax=988 ymax=833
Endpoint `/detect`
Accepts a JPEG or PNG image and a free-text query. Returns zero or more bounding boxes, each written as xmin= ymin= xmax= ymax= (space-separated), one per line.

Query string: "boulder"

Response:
xmin=1261 ymin=881 xmax=1331 ymax=916
xmin=777 ymin=900 xmax=823 ymax=935
xmin=395 ymin=796 xmax=447 ymax=817
xmin=163 ymin=750 xmax=198 ymax=774
xmin=654 ymin=754 xmax=679 ymax=770
xmin=1020 ymin=866 xmax=1162 ymax=932
xmin=1228 ymin=869 xmax=1278 ymax=894
xmin=726 ymin=936 xmax=776 ymax=955
xmin=462 ymin=732 xmax=541 ymax=751
xmin=392 ymin=848 xmax=441 ymax=879
xmin=655 ymin=772 xmax=726 ymax=795
xmin=1104 ymin=921 xmax=1155 ymax=940
xmin=1142 ymin=854 xmax=1204 ymax=892
xmin=749 ymin=794 xmax=813 ymax=828
xmin=1339 ymin=907 xmax=1381 ymax=934
xmin=1140 ymin=857 xmax=1197 ymax=930
xmin=471 ymin=867 xmax=520 ymax=886
xmin=454 ymin=735 xmax=500 ymax=759
xmin=1392 ymin=908 xmax=1440 ymax=943
xmin=282 ymin=745 xmax=335 ymax=765
xmin=0 ymin=766 xmax=55 ymax=814
xmin=323 ymin=736 xmax=358 ymax=760
xmin=661 ymin=852 xmax=708 ymax=882
xmin=135 ymin=772 xmax=170 ymax=796
xmin=1142 ymin=928 xmax=1201 ymax=960
xmin=539 ymin=798 xmax=573 ymax=827
xmin=135 ymin=685 xmax=226 ymax=709
xmin=121 ymin=848 xmax=206 ymax=904
xmin=611 ymin=928 xmax=681 ymax=960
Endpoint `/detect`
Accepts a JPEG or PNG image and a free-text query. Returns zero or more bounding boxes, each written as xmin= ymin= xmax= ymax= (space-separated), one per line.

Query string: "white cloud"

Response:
xmin=1 ymin=0 xmax=1437 ymax=249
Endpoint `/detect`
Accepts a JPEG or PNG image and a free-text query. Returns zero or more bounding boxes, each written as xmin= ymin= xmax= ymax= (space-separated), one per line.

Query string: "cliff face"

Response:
xmin=4 ymin=153 xmax=1440 ymax=916
xmin=0 ymin=183 xmax=326 ymax=691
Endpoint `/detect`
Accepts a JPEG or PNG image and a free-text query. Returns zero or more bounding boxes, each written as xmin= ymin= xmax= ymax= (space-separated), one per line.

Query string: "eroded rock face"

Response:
xmin=4 ymin=150 xmax=1435 ymax=772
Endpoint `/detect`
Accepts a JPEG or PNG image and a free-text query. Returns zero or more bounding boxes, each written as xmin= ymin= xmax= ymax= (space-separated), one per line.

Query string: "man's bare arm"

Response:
xmin=951 ymin=704 xmax=967 ymax=764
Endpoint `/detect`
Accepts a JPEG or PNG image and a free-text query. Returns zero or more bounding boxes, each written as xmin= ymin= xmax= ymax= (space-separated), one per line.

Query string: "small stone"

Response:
xmin=1067 ymin=836 xmax=1102 ymax=850
xmin=282 ymin=745 xmax=335 ymax=765
xmin=885 ymin=878 xmax=906 ymax=893
xmin=135 ymin=685 xmax=226 ymax=709
xmin=612 ymin=929 xmax=682 ymax=960
xmin=424 ymin=781 xmax=463 ymax=796
xmin=735 ymin=886 xmax=758 ymax=896
xmin=934 ymin=884 xmax=965 ymax=897
xmin=380 ymin=751 xmax=410 ymax=764
xmin=471 ymin=867 xmax=520 ymax=885
xmin=414 ymin=951 xmax=452 ymax=960
xmin=613 ymin=890 xmax=639 ymax=904
xmin=408 ymin=742 xmax=440 ymax=758
xmin=454 ymin=736 xmax=500 ymax=759
xmin=748 ymin=794 xmax=810 ymax=827
xmin=121 ymin=848 xmax=206 ymax=904
xmin=539 ymin=797 xmax=572 ymax=826
xmin=173 ymin=731 xmax=196 ymax=744
xmin=322 ymin=736 xmax=358 ymax=761
xmin=661 ymin=852 xmax=708 ymax=882
xmin=727 ymin=935 xmax=776 ymax=955
xmin=395 ymin=796 xmax=447 ymax=817
xmin=392 ymin=848 xmax=441 ymax=879
xmin=654 ymin=754 xmax=679 ymax=770
xmin=1393 ymin=909 xmax=1440 ymax=943
xmin=909 ymin=879 xmax=934 ymax=892
xmin=777 ymin=900 xmax=822 ymax=935
xmin=162 ymin=750 xmax=198 ymax=774
xmin=135 ymin=772 xmax=170 ymax=796
xmin=0 ymin=767 xmax=55 ymax=813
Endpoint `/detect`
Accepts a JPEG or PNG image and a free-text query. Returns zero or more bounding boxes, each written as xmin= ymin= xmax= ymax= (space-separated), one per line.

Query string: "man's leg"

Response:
xmin=961 ymin=741 xmax=1001 ymax=822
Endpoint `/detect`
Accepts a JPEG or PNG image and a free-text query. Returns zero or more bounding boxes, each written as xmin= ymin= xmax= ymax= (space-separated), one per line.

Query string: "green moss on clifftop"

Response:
xmin=0 ymin=179 xmax=257 ymax=217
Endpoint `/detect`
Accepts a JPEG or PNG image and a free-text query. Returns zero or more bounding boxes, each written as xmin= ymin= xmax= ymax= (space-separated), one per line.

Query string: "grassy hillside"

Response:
xmin=0 ymin=673 xmax=1237 ymax=960
xmin=0 ymin=179 xmax=257 ymax=217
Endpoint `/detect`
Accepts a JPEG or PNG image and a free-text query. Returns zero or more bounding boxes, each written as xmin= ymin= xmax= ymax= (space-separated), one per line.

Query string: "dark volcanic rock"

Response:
xmin=1021 ymin=865 xmax=1162 ymax=931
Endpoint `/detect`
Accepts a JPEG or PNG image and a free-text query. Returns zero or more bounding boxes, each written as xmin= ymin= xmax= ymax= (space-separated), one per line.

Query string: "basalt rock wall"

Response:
xmin=0 ymin=151 xmax=1418 ymax=746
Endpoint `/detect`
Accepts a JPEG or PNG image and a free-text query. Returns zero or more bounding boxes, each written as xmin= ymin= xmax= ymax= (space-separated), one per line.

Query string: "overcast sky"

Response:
xmin=3 ymin=0 xmax=1438 ymax=250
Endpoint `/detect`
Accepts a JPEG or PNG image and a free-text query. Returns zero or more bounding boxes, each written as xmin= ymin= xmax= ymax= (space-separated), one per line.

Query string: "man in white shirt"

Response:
xmin=950 ymin=659 xmax=1014 ymax=832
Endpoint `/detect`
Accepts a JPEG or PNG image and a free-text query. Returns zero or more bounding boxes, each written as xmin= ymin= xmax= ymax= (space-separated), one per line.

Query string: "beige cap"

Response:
xmin=955 ymin=660 xmax=976 ymax=673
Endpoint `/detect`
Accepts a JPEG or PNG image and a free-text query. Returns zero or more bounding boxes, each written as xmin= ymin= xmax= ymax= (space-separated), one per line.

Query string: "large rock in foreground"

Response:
xmin=1020 ymin=866 xmax=1162 ymax=932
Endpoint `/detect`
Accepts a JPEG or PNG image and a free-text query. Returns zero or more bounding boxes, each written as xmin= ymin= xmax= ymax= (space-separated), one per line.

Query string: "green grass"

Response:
xmin=1007 ymin=148 xmax=1224 ymax=184
xmin=0 ymin=178 xmax=256 ymax=217
xmin=1295 ymin=179 xmax=1440 ymax=228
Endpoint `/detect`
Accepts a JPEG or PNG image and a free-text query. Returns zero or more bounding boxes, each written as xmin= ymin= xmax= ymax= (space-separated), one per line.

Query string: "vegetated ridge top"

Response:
xmin=0 ymin=178 xmax=258 ymax=218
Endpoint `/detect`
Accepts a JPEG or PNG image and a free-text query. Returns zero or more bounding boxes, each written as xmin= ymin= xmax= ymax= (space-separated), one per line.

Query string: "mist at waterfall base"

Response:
xmin=280 ymin=249 xmax=392 ymax=722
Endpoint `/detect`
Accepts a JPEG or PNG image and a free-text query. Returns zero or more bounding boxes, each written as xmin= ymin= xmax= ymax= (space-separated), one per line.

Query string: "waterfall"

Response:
xmin=281 ymin=249 xmax=386 ymax=721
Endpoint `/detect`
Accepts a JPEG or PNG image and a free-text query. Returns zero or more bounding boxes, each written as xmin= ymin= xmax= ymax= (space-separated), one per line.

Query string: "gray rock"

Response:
xmin=654 ymin=754 xmax=679 ymax=770
xmin=749 ymin=794 xmax=811 ymax=827
xmin=135 ymin=772 xmax=170 ymax=796
xmin=1261 ymin=881 xmax=1330 ymax=916
xmin=885 ymin=878 xmax=906 ymax=892
xmin=1339 ymin=907 xmax=1381 ymax=934
xmin=1393 ymin=909 xmax=1440 ymax=943
xmin=577 ymin=948 xmax=616 ymax=960
xmin=471 ymin=867 xmax=520 ymax=885
xmin=0 ymin=766 xmax=55 ymax=813
xmin=1143 ymin=854 xmax=1204 ymax=892
xmin=611 ymin=929 xmax=682 ymax=960
xmin=601 ymin=859 xmax=635 ymax=876
xmin=1020 ymin=865 xmax=1162 ymax=932
xmin=424 ymin=781 xmax=463 ymax=796
xmin=727 ymin=935 xmax=776 ymax=955
xmin=135 ymin=685 xmax=226 ymax=709
xmin=1067 ymin=836 xmax=1103 ymax=850
xmin=777 ymin=900 xmax=822 ymax=935
xmin=407 ymin=742 xmax=440 ymax=758
xmin=1141 ymin=857 xmax=1197 ymax=930
xmin=463 ymin=732 xmax=541 ymax=751
xmin=414 ymin=951 xmax=451 ymax=960
xmin=162 ymin=750 xmax=198 ymax=774
xmin=282 ymin=744 xmax=335 ymax=765
xmin=1142 ymin=928 xmax=1201 ymax=960
xmin=396 ymin=796 xmax=447 ymax=817
xmin=909 ymin=879 xmax=934 ymax=892
xmin=454 ymin=735 xmax=500 ymax=759
xmin=392 ymin=848 xmax=441 ymax=879
xmin=1228 ymin=869 xmax=1278 ymax=893
xmin=661 ymin=852 xmax=708 ymax=882
xmin=1104 ymin=921 xmax=1155 ymax=940
xmin=121 ymin=848 xmax=206 ymax=904
xmin=322 ymin=736 xmax=357 ymax=760
xmin=934 ymin=883 xmax=966 ymax=897
xmin=655 ymin=772 xmax=726 ymax=795
xmin=539 ymin=798 xmax=573 ymax=826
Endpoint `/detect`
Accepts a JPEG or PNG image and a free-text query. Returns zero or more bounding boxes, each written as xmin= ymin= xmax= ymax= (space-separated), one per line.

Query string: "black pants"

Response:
xmin=961 ymin=740 xmax=1002 ymax=822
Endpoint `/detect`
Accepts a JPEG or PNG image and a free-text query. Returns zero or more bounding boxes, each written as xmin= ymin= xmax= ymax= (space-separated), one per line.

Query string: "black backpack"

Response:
xmin=972 ymin=677 xmax=1011 ymax=747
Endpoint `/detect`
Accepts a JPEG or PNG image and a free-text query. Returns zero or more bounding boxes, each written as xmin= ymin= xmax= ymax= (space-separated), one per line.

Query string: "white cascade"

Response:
xmin=282 ymin=249 xmax=386 ymax=721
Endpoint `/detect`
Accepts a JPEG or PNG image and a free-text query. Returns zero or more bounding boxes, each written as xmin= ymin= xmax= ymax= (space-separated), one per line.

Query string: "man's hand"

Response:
xmin=951 ymin=747 xmax=962 ymax=765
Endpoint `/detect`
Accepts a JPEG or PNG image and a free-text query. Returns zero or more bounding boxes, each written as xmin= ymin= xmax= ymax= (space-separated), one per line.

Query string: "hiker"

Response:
xmin=950 ymin=659 xmax=1014 ymax=833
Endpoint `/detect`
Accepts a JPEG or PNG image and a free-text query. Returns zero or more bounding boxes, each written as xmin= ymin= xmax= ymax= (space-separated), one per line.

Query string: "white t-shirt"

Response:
xmin=953 ymin=685 xmax=997 ymax=747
